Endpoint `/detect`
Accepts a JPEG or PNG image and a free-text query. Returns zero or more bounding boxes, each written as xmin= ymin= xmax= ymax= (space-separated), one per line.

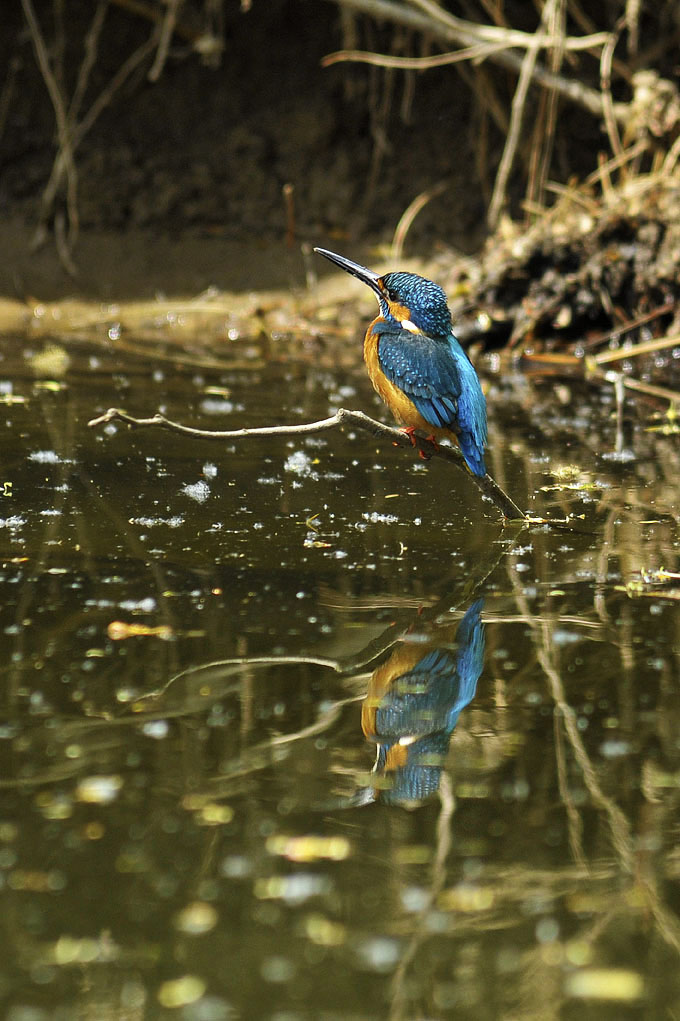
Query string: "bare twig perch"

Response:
xmin=88 ymin=406 xmax=526 ymax=520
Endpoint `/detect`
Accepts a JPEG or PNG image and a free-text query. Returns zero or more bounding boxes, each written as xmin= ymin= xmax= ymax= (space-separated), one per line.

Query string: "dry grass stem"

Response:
xmin=598 ymin=373 xmax=680 ymax=405
xmin=390 ymin=179 xmax=448 ymax=260
xmin=592 ymin=334 xmax=680 ymax=366
xmin=322 ymin=42 xmax=504 ymax=70
xmin=20 ymin=2 xmax=160 ymax=267
xmin=148 ymin=0 xmax=184 ymax=81
xmin=584 ymin=138 xmax=648 ymax=185
xmin=21 ymin=0 xmax=80 ymax=260
xmin=69 ymin=0 xmax=108 ymax=124
xmin=600 ymin=20 xmax=625 ymax=159
xmin=488 ymin=0 xmax=552 ymax=227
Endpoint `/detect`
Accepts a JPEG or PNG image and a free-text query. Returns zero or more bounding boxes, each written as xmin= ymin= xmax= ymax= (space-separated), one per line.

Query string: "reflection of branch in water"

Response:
xmin=132 ymin=517 xmax=522 ymax=711
xmin=4 ymin=531 xmax=523 ymax=808
xmin=553 ymin=710 xmax=586 ymax=869
xmin=389 ymin=773 xmax=454 ymax=1021
xmin=4 ymin=526 xmax=520 ymax=795
xmin=507 ymin=559 xmax=680 ymax=958
xmin=204 ymin=693 xmax=366 ymax=799
xmin=330 ymin=524 xmax=525 ymax=699
xmin=0 ymin=659 xmax=366 ymax=793
xmin=508 ymin=559 xmax=634 ymax=871
xmin=4 ymin=515 xmax=524 ymax=798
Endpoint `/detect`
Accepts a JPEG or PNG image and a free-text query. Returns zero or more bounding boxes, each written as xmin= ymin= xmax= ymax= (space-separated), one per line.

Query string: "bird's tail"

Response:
xmin=458 ymin=431 xmax=486 ymax=477
xmin=454 ymin=347 xmax=487 ymax=477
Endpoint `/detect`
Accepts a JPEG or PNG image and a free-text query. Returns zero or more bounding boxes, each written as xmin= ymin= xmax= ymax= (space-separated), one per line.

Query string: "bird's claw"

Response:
xmin=402 ymin=427 xmax=438 ymax=460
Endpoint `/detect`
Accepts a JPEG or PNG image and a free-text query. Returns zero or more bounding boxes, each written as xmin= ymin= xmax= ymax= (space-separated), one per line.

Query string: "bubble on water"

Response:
xmin=120 ymin=597 xmax=157 ymax=612
xmin=601 ymin=449 xmax=636 ymax=463
xmin=130 ymin=516 xmax=184 ymax=528
xmin=599 ymin=740 xmax=630 ymax=759
xmin=29 ymin=450 xmax=60 ymax=463
xmin=180 ymin=995 xmax=232 ymax=1020
xmin=0 ymin=516 xmax=26 ymax=530
xmin=200 ymin=399 xmax=234 ymax=414
xmin=255 ymin=873 xmax=331 ymax=906
xmin=400 ymin=886 xmax=429 ymax=912
xmin=552 ymin=629 xmax=580 ymax=646
xmin=182 ymin=481 xmax=211 ymax=503
xmin=284 ymin=450 xmax=318 ymax=478
xmin=220 ymin=855 xmax=252 ymax=879
xmin=536 ymin=917 xmax=560 ymax=943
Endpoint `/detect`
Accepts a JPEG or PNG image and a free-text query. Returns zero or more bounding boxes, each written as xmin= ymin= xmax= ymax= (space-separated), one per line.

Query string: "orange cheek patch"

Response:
xmin=387 ymin=302 xmax=422 ymax=333
xmin=389 ymin=301 xmax=411 ymax=320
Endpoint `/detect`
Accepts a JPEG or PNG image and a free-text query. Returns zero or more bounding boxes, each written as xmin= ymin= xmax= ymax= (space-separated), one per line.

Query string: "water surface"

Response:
xmin=0 ymin=320 xmax=678 ymax=1020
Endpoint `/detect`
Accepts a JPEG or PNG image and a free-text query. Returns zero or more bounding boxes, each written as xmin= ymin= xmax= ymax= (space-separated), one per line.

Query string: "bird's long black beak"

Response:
xmin=314 ymin=247 xmax=384 ymax=299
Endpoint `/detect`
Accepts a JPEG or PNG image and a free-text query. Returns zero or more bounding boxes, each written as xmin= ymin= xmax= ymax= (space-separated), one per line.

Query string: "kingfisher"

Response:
xmin=314 ymin=247 xmax=487 ymax=476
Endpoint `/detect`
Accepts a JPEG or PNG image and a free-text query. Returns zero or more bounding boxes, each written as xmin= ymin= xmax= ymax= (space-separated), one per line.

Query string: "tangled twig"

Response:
xmin=20 ymin=0 xmax=159 ymax=271
xmin=321 ymin=0 xmax=623 ymax=119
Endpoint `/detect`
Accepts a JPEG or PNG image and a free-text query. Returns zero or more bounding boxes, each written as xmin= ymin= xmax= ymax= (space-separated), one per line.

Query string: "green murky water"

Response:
xmin=0 ymin=322 xmax=679 ymax=1020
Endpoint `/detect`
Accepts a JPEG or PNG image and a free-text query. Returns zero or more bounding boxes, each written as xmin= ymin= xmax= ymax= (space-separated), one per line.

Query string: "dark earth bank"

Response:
xmin=0 ymin=0 xmax=620 ymax=298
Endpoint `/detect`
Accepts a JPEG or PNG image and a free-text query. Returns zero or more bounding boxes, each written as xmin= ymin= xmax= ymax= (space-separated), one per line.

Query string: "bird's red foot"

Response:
xmin=401 ymin=427 xmax=439 ymax=460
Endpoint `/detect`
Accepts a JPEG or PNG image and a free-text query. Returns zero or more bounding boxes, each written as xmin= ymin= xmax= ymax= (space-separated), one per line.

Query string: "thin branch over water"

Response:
xmin=88 ymin=405 xmax=526 ymax=520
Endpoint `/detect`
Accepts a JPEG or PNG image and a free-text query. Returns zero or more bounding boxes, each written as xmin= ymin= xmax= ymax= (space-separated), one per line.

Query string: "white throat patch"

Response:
xmin=400 ymin=318 xmax=422 ymax=334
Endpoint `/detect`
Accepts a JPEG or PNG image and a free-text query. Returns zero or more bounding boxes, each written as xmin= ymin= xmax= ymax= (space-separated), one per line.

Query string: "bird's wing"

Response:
xmin=376 ymin=330 xmax=463 ymax=431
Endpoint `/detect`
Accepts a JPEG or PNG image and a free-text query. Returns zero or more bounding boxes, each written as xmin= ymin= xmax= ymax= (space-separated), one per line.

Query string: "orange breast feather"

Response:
xmin=363 ymin=327 xmax=456 ymax=441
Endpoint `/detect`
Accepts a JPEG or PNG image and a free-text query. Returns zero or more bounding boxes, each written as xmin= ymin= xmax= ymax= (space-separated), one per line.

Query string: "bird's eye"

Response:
xmin=386 ymin=288 xmax=398 ymax=303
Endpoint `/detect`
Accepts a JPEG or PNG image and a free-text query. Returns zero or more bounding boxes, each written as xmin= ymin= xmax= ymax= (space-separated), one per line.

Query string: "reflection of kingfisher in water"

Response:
xmin=361 ymin=600 xmax=485 ymax=806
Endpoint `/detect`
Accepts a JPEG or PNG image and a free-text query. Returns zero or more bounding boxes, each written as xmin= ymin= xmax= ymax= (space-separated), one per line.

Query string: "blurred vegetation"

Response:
xmin=5 ymin=1 xmax=680 ymax=262
xmin=3 ymin=1 xmax=680 ymax=406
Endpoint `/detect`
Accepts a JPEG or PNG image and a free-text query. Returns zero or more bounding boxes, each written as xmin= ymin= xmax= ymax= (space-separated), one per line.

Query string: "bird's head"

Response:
xmin=314 ymin=248 xmax=452 ymax=339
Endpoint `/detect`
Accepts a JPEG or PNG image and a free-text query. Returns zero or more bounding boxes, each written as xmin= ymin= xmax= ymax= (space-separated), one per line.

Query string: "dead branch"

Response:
xmin=591 ymin=334 xmax=680 ymax=366
xmin=600 ymin=17 xmax=625 ymax=159
xmin=88 ymin=405 xmax=526 ymax=521
xmin=322 ymin=42 xmax=508 ymax=70
xmin=69 ymin=0 xmax=108 ymax=125
xmin=488 ymin=0 xmax=556 ymax=227
xmin=148 ymin=0 xmax=184 ymax=82
xmin=21 ymin=0 xmax=80 ymax=263
xmin=20 ymin=1 xmax=159 ymax=267
xmin=391 ymin=179 xmax=448 ymax=259
xmin=321 ymin=0 xmax=624 ymax=121
xmin=0 ymin=56 xmax=20 ymax=149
